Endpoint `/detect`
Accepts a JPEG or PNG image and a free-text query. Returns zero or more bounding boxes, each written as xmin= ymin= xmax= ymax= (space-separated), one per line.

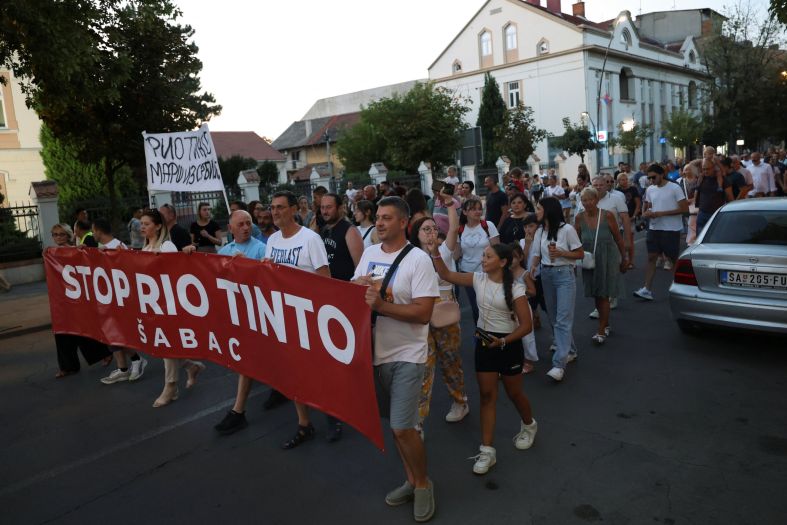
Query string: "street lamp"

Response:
xmin=622 ymin=118 xmax=635 ymax=132
xmin=323 ymin=131 xmax=334 ymax=180
xmin=581 ymin=111 xmax=598 ymax=159
xmin=595 ymin=14 xmax=629 ymax=174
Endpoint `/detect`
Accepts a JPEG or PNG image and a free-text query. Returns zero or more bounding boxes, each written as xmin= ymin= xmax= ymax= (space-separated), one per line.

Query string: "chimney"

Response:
xmin=546 ymin=0 xmax=561 ymax=12
xmin=305 ymin=119 xmax=312 ymax=138
xmin=572 ymin=1 xmax=586 ymax=18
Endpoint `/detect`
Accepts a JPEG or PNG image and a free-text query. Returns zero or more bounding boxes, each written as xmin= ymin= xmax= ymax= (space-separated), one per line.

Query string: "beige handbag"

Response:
xmin=430 ymin=292 xmax=460 ymax=328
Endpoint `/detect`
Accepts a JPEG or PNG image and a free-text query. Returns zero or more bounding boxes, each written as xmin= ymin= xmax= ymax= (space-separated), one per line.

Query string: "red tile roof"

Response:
xmin=306 ymin=112 xmax=361 ymax=146
xmin=524 ymin=2 xmax=612 ymax=31
xmin=211 ymin=131 xmax=284 ymax=161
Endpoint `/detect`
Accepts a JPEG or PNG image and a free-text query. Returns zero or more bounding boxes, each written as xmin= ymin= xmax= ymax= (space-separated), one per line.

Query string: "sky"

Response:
xmin=175 ymin=0 xmax=771 ymax=141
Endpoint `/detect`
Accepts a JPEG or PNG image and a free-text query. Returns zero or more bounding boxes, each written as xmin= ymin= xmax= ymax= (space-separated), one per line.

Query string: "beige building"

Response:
xmin=0 ymin=70 xmax=45 ymax=205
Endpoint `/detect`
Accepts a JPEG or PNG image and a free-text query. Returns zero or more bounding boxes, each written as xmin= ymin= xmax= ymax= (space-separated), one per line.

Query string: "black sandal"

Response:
xmin=281 ymin=424 xmax=315 ymax=450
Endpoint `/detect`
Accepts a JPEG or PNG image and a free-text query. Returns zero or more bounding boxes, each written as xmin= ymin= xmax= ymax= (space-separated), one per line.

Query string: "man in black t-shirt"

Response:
xmin=483 ymin=175 xmax=509 ymax=230
xmin=159 ymin=203 xmax=194 ymax=252
xmin=721 ymin=157 xmax=747 ymax=200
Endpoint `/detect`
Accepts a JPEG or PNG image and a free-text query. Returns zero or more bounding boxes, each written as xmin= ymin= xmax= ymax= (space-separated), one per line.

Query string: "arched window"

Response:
xmin=619 ymin=67 xmax=634 ymax=101
xmin=480 ymin=31 xmax=492 ymax=57
xmin=537 ymin=38 xmax=549 ymax=56
xmin=505 ymin=24 xmax=517 ymax=51
xmin=452 ymin=60 xmax=462 ymax=74
xmin=688 ymin=50 xmax=696 ymax=64
xmin=688 ymin=81 xmax=697 ymax=108
xmin=620 ymin=28 xmax=632 ymax=48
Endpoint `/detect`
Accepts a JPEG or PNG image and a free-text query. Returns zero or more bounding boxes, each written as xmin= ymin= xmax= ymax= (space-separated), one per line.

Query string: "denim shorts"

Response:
xmin=375 ymin=362 xmax=425 ymax=430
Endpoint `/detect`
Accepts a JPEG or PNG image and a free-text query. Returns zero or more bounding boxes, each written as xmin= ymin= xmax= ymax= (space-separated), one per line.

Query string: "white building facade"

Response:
xmin=428 ymin=0 xmax=710 ymax=181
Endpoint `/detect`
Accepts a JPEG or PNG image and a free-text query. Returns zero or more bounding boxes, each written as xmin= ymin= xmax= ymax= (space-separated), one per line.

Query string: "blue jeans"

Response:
xmin=696 ymin=210 xmax=713 ymax=234
xmin=541 ymin=265 xmax=578 ymax=369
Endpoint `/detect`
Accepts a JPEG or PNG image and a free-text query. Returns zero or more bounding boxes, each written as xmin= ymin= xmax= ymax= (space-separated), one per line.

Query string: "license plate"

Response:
xmin=720 ymin=271 xmax=787 ymax=290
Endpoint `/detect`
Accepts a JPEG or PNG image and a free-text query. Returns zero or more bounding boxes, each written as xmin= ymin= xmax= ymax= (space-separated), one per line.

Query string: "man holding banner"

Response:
xmin=353 ymin=196 xmax=438 ymax=523
xmin=213 ymin=191 xmax=331 ymax=444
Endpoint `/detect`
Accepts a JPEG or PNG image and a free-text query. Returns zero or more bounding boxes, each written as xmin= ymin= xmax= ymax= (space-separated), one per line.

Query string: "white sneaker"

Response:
xmin=549 ymin=344 xmax=557 ymax=353
xmin=610 ymin=298 xmax=618 ymax=309
xmin=566 ymin=352 xmax=578 ymax=364
xmin=445 ymin=402 xmax=469 ymax=423
xmin=633 ymin=287 xmax=654 ymax=301
xmin=588 ymin=309 xmax=599 ymax=319
xmin=129 ymin=358 xmax=148 ymax=381
xmin=470 ymin=445 xmax=497 ymax=474
xmin=663 ymin=260 xmax=673 ymax=271
xmin=546 ymin=367 xmax=565 ymax=382
xmin=101 ymin=368 xmax=130 ymax=384
xmin=514 ymin=419 xmax=538 ymax=450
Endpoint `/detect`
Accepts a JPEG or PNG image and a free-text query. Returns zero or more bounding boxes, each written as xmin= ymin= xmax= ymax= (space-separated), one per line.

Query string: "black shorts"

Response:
xmin=646 ymin=230 xmax=681 ymax=260
xmin=475 ymin=331 xmax=524 ymax=376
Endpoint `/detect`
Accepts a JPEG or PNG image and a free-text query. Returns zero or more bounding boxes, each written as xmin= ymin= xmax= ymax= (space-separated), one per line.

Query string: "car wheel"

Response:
xmin=676 ymin=319 xmax=701 ymax=336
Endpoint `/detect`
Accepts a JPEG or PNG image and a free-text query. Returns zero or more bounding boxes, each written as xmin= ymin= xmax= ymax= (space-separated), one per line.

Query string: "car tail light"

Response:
xmin=674 ymin=258 xmax=698 ymax=286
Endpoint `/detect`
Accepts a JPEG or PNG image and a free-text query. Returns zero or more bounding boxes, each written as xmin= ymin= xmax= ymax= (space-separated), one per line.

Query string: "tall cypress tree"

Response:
xmin=476 ymin=72 xmax=507 ymax=167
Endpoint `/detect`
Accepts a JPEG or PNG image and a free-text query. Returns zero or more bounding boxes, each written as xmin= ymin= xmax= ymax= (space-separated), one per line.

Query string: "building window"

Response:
xmin=505 ymin=24 xmax=517 ymax=51
xmin=688 ymin=50 xmax=696 ymax=64
xmin=0 ymin=86 xmax=6 ymax=128
xmin=620 ymin=28 xmax=632 ymax=48
xmin=537 ymin=38 xmax=549 ymax=55
xmin=508 ymin=81 xmax=520 ymax=108
xmin=452 ymin=60 xmax=462 ymax=74
xmin=688 ymin=81 xmax=697 ymax=108
xmin=480 ymin=31 xmax=492 ymax=57
xmin=619 ymin=68 xmax=634 ymax=101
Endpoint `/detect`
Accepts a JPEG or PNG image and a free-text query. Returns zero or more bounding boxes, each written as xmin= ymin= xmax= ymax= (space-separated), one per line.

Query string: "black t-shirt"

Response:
xmin=320 ymin=219 xmax=355 ymax=282
xmin=485 ymin=190 xmax=508 ymax=226
xmin=169 ymin=224 xmax=192 ymax=251
xmin=498 ymin=216 xmax=527 ymax=244
xmin=620 ymin=186 xmax=640 ymax=217
xmin=190 ymin=220 xmax=221 ymax=247
xmin=726 ymin=171 xmax=746 ymax=199
xmin=81 ymin=233 xmax=98 ymax=248
xmin=696 ymin=176 xmax=730 ymax=214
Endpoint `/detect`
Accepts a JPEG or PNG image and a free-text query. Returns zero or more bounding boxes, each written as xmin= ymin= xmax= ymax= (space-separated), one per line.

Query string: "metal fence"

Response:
xmin=0 ymin=203 xmax=42 ymax=262
xmin=171 ymin=191 xmax=229 ymax=229
xmin=474 ymin=168 xmax=499 ymax=197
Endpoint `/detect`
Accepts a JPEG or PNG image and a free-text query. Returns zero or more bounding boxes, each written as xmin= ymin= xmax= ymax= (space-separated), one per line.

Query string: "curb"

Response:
xmin=0 ymin=323 xmax=52 ymax=341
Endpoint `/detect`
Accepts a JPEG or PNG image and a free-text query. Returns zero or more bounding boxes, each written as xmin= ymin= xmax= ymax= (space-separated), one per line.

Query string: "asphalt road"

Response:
xmin=1 ymin=244 xmax=786 ymax=525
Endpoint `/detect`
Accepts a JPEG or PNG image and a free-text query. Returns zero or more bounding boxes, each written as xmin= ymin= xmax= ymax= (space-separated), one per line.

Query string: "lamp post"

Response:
xmin=595 ymin=14 xmax=628 ymax=174
xmin=581 ymin=111 xmax=597 ymax=161
xmin=323 ymin=132 xmax=334 ymax=180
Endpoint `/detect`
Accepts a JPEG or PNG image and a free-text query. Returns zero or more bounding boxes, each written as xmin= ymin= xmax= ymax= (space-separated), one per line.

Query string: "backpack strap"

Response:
xmin=362 ymin=226 xmax=374 ymax=241
xmin=480 ymin=220 xmax=490 ymax=237
xmin=372 ymin=243 xmax=415 ymax=323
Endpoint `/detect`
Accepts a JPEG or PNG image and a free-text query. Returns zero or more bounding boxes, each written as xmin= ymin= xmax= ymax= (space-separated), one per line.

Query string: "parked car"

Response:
xmin=669 ymin=198 xmax=787 ymax=335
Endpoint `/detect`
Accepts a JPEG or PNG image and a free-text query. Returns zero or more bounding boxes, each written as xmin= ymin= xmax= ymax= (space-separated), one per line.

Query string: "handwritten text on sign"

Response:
xmin=44 ymin=248 xmax=382 ymax=449
xmin=142 ymin=124 xmax=223 ymax=192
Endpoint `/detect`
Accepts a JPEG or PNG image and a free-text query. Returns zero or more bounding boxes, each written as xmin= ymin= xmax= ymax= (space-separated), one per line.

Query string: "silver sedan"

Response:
xmin=669 ymin=198 xmax=787 ymax=335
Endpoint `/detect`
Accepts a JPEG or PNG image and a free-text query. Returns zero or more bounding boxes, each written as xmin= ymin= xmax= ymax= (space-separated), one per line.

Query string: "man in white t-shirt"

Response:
xmin=353 ymin=196 xmax=437 ymax=522
xmin=747 ymin=152 xmax=777 ymax=197
xmin=634 ymin=164 xmax=689 ymax=301
xmin=345 ymin=181 xmax=359 ymax=211
xmin=214 ymin=191 xmax=331 ymax=443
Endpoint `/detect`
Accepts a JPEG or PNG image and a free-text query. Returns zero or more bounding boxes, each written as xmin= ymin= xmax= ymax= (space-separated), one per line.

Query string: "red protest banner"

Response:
xmin=44 ymin=247 xmax=383 ymax=449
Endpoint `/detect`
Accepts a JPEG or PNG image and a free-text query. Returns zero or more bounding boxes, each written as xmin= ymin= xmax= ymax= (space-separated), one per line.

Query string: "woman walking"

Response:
xmin=141 ymin=210 xmax=206 ymax=407
xmin=498 ymin=193 xmax=534 ymax=244
xmin=189 ymin=202 xmax=223 ymax=253
xmin=574 ymin=188 xmax=627 ymax=344
xmin=409 ymin=193 xmax=469 ymax=429
xmin=296 ymin=196 xmax=313 ymax=227
xmin=353 ymin=199 xmax=379 ymax=248
xmin=530 ymin=197 xmax=583 ymax=382
xmin=457 ymin=198 xmax=499 ymax=324
xmin=431 ymin=242 xmax=536 ymax=474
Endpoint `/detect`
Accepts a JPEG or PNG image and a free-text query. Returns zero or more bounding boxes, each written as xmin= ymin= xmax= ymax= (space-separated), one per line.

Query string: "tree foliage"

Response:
xmin=552 ymin=117 xmax=597 ymax=162
xmin=771 ymin=0 xmax=787 ymax=25
xmin=257 ymin=161 xmax=280 ymax=186
xmin=700 ymin=3 xmax=787 ymax=149
xmin=476 ymin=73 xmax=507 ymax=167
xmin=336 ymin=82 xmax=469 ymax=172
xmin=217 ymin=155 xmax=257 ymax=190
xmin=494 ymin=104 xmax=550 ymax=167
xmin=609 ymin=122 xmax=653 ymax=156
xmin=0 ymin=0 xmax=221 ymax=217
xmin=662 ymin=109 xmax=705 ymax=158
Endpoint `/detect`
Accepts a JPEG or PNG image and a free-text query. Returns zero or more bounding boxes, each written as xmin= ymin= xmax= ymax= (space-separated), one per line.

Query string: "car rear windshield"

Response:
xmin=704 ymin=210 xmax=787 ymax=245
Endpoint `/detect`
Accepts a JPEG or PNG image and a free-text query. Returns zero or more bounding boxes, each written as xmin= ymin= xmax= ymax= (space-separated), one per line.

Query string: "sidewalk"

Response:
xmin=0 ymin=280 xmax=51 ymax=340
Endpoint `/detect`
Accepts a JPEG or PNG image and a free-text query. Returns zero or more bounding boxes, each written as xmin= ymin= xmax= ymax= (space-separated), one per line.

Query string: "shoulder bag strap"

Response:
xmin=379 ymin=243 xmax=414 ymax=302
xmin=592 ymin=210 xmax=602 ymax=255
xmin=362 ymin=226 xmax=374 ymax=240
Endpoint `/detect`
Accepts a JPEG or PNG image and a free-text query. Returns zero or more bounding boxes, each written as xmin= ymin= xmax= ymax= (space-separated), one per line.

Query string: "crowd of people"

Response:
xmin=48 ymin=148 xmax=785 ymax=522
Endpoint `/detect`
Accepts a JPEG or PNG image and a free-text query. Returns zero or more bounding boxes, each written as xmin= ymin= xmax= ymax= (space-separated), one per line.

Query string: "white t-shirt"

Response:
xmin=534 ymin=224 xmax=582 ymax=267
xmin=437 ymin=242 xmax=456 ymax=292
xmin=143 ymin=240 xmax=176 ymax=253
xmin=264 ymin=226 xmax=329 ymax=272
xmin=544 ymin=185 xmax=565 ymax=199
xmin=353 ymin=244 xmax=439 ymax=365
xmin=357 ymin=225 xmax=376 ymax=249
xmin=444 ymin=175 xmax=460 ymax=186
xmin=102 ymin=238 xmax=128 ymax=250
xmin=519 ymin=238 xmax=540 ymax=277
xmin=458 ymin=222 xmax=500 ymax=273
xmin=598 ymin=192 xmax=629 ymax=228
xmin=747 ymin=163 xmax=776 ymax=196
xmin=644 ymin=183 xmax=686 ymax=231
xmin=473 ymin=272 xmax=526 ymax=333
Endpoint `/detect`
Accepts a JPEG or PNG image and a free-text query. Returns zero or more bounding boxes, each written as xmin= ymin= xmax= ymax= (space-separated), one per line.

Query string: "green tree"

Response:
xmin=771 ymin=0 xmax=787 ymax=25
xmin=700 ymin=3 xmax=786 ymax=150
xmin=493 ymin=104 xmax=549 ymax=168
xmin=1 ymin=0 xmax=221 ymax=218
xmin=40 ymin=125 xmax=141 ymax=221
xmin=218 ymin=155 xmax=257 ymax=190
xmin=552 ymin=117 xmax=597 ymax=162
xmin=257 ymin=161 xmax=280 ymax=186
xmin=661 ymin=109 xmax=705 ymax=160
xmin=476 ymin=73 xmax=507 ymax=167
xmin=609 ymin=122 xmax=653 ymax=163
xmin=336 ymin=82 xmax=469 ymax=172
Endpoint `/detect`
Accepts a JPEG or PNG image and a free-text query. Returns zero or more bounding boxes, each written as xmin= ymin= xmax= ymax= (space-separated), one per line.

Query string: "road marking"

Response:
xmin=0 ymin=390 xmax=264 ymax=497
